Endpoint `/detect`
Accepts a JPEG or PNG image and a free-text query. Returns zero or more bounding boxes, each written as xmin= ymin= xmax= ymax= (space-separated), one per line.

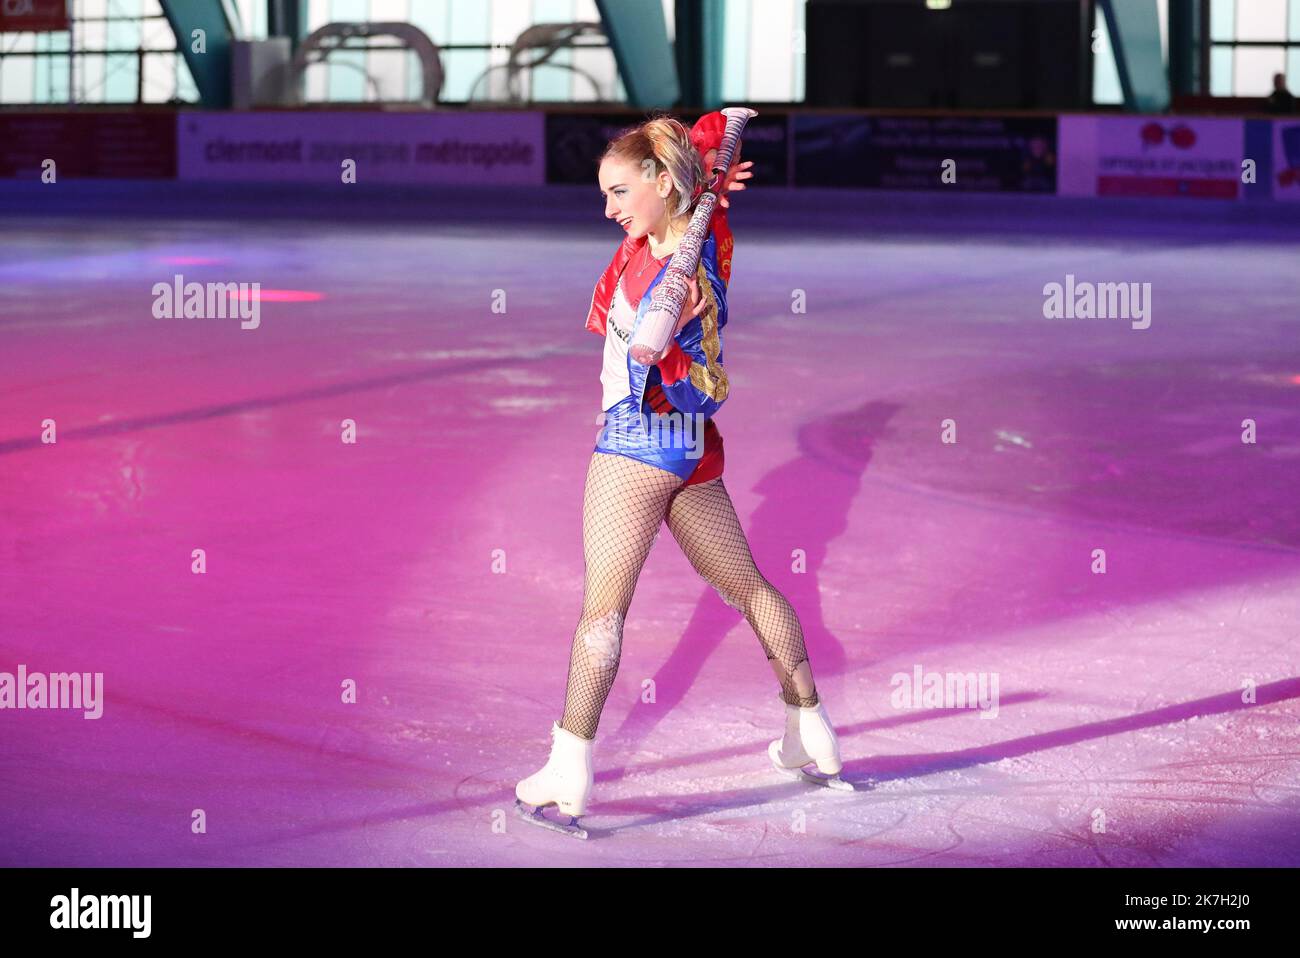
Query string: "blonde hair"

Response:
xmin=601 ymin=112 xmax=704 ymax=218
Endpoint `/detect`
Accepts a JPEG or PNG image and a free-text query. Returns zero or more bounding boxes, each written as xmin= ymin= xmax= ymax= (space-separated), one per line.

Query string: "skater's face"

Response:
xmin=599 ymin=156 xmax=671 ymax=240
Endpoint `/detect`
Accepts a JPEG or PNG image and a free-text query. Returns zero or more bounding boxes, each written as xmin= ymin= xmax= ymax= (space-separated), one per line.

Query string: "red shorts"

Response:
xmin=683 ymin=417 xmax=724 ymax=486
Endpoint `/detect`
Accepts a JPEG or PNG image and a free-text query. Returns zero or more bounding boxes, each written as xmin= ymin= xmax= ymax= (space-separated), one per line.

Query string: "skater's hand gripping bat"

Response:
xmin=630 ymin=107 xmax=756 ymax=366
xmin=673 ymin=275 xmax=708 ymax=336
xmin=702 ymin=148 xmax=753 ymax=210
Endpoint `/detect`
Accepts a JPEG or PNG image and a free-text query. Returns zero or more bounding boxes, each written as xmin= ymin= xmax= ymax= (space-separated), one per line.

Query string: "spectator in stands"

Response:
xmin=1265 ymin=72 xmax=1296 ymax=114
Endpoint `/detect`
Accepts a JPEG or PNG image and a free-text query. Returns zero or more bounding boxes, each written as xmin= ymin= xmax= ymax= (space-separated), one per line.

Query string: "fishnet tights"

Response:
xmin=560 ymin=452 xmax=818 ymax=740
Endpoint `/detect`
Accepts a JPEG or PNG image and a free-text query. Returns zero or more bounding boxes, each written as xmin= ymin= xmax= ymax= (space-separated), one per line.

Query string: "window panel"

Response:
xmin=722 ymin=0 xmax=751 ymax=103
xmin=749 ymin=0 xmax=797 ymax=102
xmin=527 ymin=0 xmax=577 ymax=101
xmin=327 ymin=49 xmax=366 ymax=101
xmin=793 ymin=0 xmax=805 ymax=101
xmin=0 ymin=0 xmax=204 ymax=103
xmin=405 ymin=48 xmax=421 ymax=100
xmin=1209 ymin=45 xmax=1234 ymax=95
xmin=527 ymin=62 xmax=568 ymax=102
xmin=330 ymin=0 xmax=369 ymax=22
xmin=366 ymin=45 xmax=407 ymax=100
xmin=1233 ymin=44 xmax=1285 ymax=95
xmin=79 ymin=52 xmax=106 ymax=102
xmin=1157 ymin=0 xmax=1168 ymax=60
xmin=446 ymin=1 xmax=489 ymax=101
xmin=78 ymin=17 xmax=106 ymax=52
xmin=1 ymin=49 xmax=36 ymax=104
xmin=142 ymin=20 xmax=179 ymax=51
xmin=303 ymin=61 xmax=329 ymax=102
xmin=44 ymin=52 xmax=69 ymax=101
xmin=143 ymin=51 xmax=177 ymax=101
xmin=440 ymin=47 xmax=486 ymax=102
xmin=304 ymin=0 xmax=331 ymax=31
xmin=1 ymin=31 xmax=37 ymax=52
xmin=1235 ymin=0 xmax=1286 ymax=42
xmin=405 ymin=0 xmax=448 ymax=43
xmin=227 ymin=0 xmax=252 ymax=39
xmin=0 ymin=0 xmax=803 ymax=106
xmin=104 ymin=3 xmax=139 ymax=57
xmin=1092 ymin=8 xmax=1122 ymax=105
xmin=370 ymin=0 xmax=412 ymax=25
xmin=177 ymin=59 xmax=198 ymax=100
xmin=31 ymin=34 xmax=47 ymax=104
xmin=102 ymin=51 xmax=138 ymax=101
xmin=1210 ymin=0 xmax=1236 ymax=42
xmin=246 ymin=0 xmax=270 ymax=40
xmin=490 ymin=0 xmax=533 ymax=48
xmin=571 ymin=41 xmax=618 ymax=102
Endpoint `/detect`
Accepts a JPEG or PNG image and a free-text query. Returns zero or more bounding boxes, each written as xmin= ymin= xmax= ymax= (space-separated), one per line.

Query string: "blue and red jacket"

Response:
xmin=584 ymin=112 xmax=735 ymax=479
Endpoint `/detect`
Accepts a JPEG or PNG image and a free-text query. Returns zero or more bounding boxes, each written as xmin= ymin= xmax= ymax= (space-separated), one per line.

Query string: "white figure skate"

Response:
xmin=768 ymin=696 xmax=854 ymax=791
xmin=514 ymin=720 xmax=594 ymax=839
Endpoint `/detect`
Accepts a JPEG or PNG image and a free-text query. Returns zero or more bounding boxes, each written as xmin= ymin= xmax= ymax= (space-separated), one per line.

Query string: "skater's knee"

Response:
xmin=708 ymin=566 xmax=769 ymax=612
xmin=715 ymin=585 xmax=747 ymax=614
xmin=710 ymin=575 xmax=764 ymax=615
xmin=578 ymin=609 xmax=624 ymax=671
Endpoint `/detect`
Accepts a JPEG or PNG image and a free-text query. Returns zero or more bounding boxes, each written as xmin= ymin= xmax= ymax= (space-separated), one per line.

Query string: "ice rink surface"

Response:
xmin=1 ymin=185 xmax=1298 ymax=866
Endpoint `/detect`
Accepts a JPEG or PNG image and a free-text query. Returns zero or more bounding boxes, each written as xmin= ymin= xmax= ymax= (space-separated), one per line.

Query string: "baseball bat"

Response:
xmin=629 ymin=106 xmax=756 ymax=365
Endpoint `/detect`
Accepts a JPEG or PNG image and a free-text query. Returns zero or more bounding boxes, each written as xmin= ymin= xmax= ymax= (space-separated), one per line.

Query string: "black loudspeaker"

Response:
xmin=806 ymin=0 xmax=1087 ymax=110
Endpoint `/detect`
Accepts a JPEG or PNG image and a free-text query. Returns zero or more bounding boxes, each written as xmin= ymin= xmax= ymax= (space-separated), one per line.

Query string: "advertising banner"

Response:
xmin=792 ymin=114 xmax=1057 ymax=192
xmin=1272 ymin=119 xmax=1300 ymax=202
xmin=178 ymin=111 xmax=544 ymax=185
xmin=0 ymin=113 xmax=176 ymax=178
xmin=545 ymin=111 xmax=790 ymax=186
xmin=1059 ymin=115 xmax=1245 ymax=199
xmin=0 ymin=0 xmax=68 ymax=32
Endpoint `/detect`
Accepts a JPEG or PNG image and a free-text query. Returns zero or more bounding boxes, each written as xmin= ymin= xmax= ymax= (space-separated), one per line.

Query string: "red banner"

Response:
xmin=0 ymin=0 xmax=69 ymax=33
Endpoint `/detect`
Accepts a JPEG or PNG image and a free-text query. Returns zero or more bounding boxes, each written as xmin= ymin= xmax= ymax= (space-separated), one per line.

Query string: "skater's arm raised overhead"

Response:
xmin=690 ymin=111 xmax=753 ymax=216
xmin=654 ymin=233 xmax=729 ymax=418
xmin=691 ymin=111 xmax=750 ymax=288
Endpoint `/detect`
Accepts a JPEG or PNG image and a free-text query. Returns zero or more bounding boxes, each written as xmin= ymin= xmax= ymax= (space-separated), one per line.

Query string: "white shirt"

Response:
xmin=600 ymin=276 xmax=639 ymax=411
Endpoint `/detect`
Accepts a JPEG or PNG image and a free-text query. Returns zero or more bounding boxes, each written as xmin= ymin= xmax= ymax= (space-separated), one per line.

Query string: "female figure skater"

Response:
xmin=515 ymin=111 xmax=848 ymax=838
